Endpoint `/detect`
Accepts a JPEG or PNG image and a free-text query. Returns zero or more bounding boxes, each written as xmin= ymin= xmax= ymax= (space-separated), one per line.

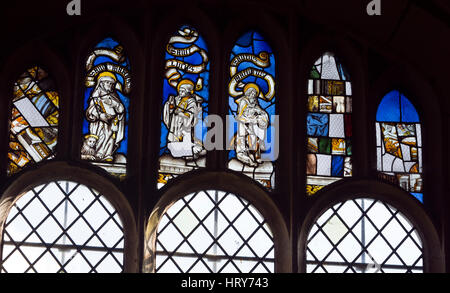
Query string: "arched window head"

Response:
xmin=150 ymin=190 xmax=274 ymax=273
xmin=0 ymin=181 xmax=124 ymax=273
xmin=158 ymin=25 xmax=210 ymax=188
xmin=8 ymin=66 xmax=59 ymax=176
xmin=81 ymin=37 xmax=131 ymax=179
xmin=227 ymin=31 xmax=276 ymax=189
xmin=306 ymin=197 xmax=423 ymax=273
xmin=376 ymin=90 xmax=423 ymax=202
xmin=306 ymin=52 xmax=352 ymax=195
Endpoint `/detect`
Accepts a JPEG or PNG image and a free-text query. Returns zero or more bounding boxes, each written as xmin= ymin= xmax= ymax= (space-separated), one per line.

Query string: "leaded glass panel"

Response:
xmin=8 ymin=67 xmax=59 ymax=175
xmin=0 ymin=181 xmax=124 ymax=273
xmin=227 ymin=31 xmax=276 ymax=189
xmin=306 ymin=52 xmax=352 ymax=195
xmin=81 ymin=38 xmax=131 ymax=179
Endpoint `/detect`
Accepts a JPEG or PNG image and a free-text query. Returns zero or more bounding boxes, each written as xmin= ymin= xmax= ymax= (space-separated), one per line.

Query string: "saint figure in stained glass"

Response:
xmin=84 ymin=72 xmax=125 ymax=162
xmin=158 ymin=25 xmax=210 ymax=188
xmin=234 ymin=83 xmax=269 ymax=167
xmin=81 ymin=37 xmax=131 ymax=178
xmin=227 ymin=31 xmax=276 ymax=189
xmin=162 ymin=79 xmax=205 ymax=159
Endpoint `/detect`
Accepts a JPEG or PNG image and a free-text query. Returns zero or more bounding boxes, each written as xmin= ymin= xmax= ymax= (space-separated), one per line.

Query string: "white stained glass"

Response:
xmin=308 ymin=80 xmax=314 ymax=95
xmin=377 ymin=147 xmax=382 ymax=170
xmin=345 ymin=81 xmax=352 ymax=96
xmin=382 ymin=153 xmax=395 ymax=172
xmin=13 ymin=98 xmax=49 ymax=127
xmin=416 ymin=124 xmax=422 ymax=147
xmin=392 ymin=158 xmax=405 ymax=172
xmin=316 ymin=154 xmax=331 ymax=176
xmin=404 ymin=162 xmax=416 ymax=173
xmin=321 ymin=54 xmax=340 ymax=80
xmin=375 ymin=123 xmax=381 ymax=147
xmin=418 ymin=148 xmax=423 ymax=172
xmin=401 ymin=143 xmax=411 ymax=161
xmin=329 ymin=114 xmax=345 ymax=138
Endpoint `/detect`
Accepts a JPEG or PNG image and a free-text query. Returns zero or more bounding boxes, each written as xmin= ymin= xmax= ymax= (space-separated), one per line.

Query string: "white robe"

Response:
xmin=86 ymin=89 xmax=125 ymax=161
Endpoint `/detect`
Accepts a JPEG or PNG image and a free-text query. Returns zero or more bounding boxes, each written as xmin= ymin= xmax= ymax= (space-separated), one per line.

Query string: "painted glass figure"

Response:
xmin=81 ymin=38 xmax=131 ymax=178
xmin=158 ymin=25 xmax=210 ymax=188
xmin=228 ymin=31 xmax=276 ymax=189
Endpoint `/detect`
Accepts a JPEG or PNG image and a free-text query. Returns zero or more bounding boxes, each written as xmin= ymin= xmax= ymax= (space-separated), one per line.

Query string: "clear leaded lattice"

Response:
xmin=306 ymin=198 xmax=423 ymax=273
xmin=0 ymin=181 xmax=124 ymax=273
xmin=155 ymin=190 xmax=274 ymax=273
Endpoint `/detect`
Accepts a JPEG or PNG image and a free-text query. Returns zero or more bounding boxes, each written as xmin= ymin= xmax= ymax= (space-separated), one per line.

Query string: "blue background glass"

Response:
xmin=228 ymin=31 xmax=276 ymax=161
xmin=83 ymin=37 xmax=130 ymax=157
xmin=160 ymin=25 xmax=210 ymax=156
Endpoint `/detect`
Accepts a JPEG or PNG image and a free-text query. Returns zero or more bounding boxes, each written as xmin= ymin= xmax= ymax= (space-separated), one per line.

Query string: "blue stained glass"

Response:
xmin=331 ymin=156 xmax=344 ymax=177
xmin=253 ymin=40 xmax=272 ymax=54
xmin=400 ymin=94 xmax=420 ymax=122
xmin=228 ymin=31 xmax=276 ymax=188
xmin=236 ymin=31 xmax=253 ymax=47
xmin=377 ymin=90 xmax=420 ymax=123
xmin=160 ymin=25 xmax=209 ymax=163
xmin=82 ymin=37 xmax=130 ymax=176
xmin=93 ymin=56 xmax=115 ymax=66
xmin=231 ymin=46 xmax=254 ymax=56
xmin=337 ymin=63 xmax=347 ymax=81
xmin=376 ymin=90 xmax=401 ymax=122
xmin=307 ymin=113 xmax=329 ymax=136
xmin=95 ymin=37 xmax=119 ymax=49
xmin=411 ymin=193 xmax=423 ymax=203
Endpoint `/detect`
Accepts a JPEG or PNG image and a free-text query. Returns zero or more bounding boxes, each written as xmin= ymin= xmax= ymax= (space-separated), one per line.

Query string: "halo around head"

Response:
xmin=84 ymin=134 xmax=99 ymax=140
xmin=97 ymin=71 xmax=117 ymax=82
xmin=177 ymin=79 xmax=195 ymax=94
xmin=243 ymin=83 xmax=260 ymax=96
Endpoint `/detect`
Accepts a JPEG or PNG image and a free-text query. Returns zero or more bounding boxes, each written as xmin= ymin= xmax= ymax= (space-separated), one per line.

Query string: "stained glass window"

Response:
xmin=158 ymin=25 xmax=210 ymax=188
xmin=306 ymin=52 xmax=352 ymax=195
xmin=376 ymin=90 xmax=423 ymax=202
xmin=8 ymin=67 xmax=59 ymax=176
xmin=81 ymin=38 xmax=131 ymax=179
xmin=0 ymin=181 xmax=124 ymax=273
xmin=306 ymin=198 xmax=423 ymax=273
xmin=227 ymin=31 xmax=276 ymax=189
xmin=154 ymin=190 xmax=274 ymax=273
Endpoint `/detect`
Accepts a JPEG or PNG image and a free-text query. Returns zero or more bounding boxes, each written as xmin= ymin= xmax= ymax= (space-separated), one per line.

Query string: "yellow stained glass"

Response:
xmin=46 ymin=91 xmax=59 ymax=107
xmin=308 ymin=96 xmax=319 ymax=112
xmin=306 ymin=184 xmax=325 ymax=196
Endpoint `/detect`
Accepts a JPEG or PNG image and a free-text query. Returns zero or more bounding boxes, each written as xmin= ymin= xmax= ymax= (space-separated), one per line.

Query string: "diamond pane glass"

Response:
xmin=306 ymin=198 xmax=423 ymax=273
xmin=306 ymin=52 xmax=352 ymax=195
xmin=154 ymin=190 xmax=275 ymax=273
xmin=0 ymin=181 xmax=124 ymax=273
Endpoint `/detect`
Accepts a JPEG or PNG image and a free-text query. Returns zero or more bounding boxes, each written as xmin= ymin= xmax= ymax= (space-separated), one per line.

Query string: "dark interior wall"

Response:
xmin=0 ymin=0 xmax=448 ymax=272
